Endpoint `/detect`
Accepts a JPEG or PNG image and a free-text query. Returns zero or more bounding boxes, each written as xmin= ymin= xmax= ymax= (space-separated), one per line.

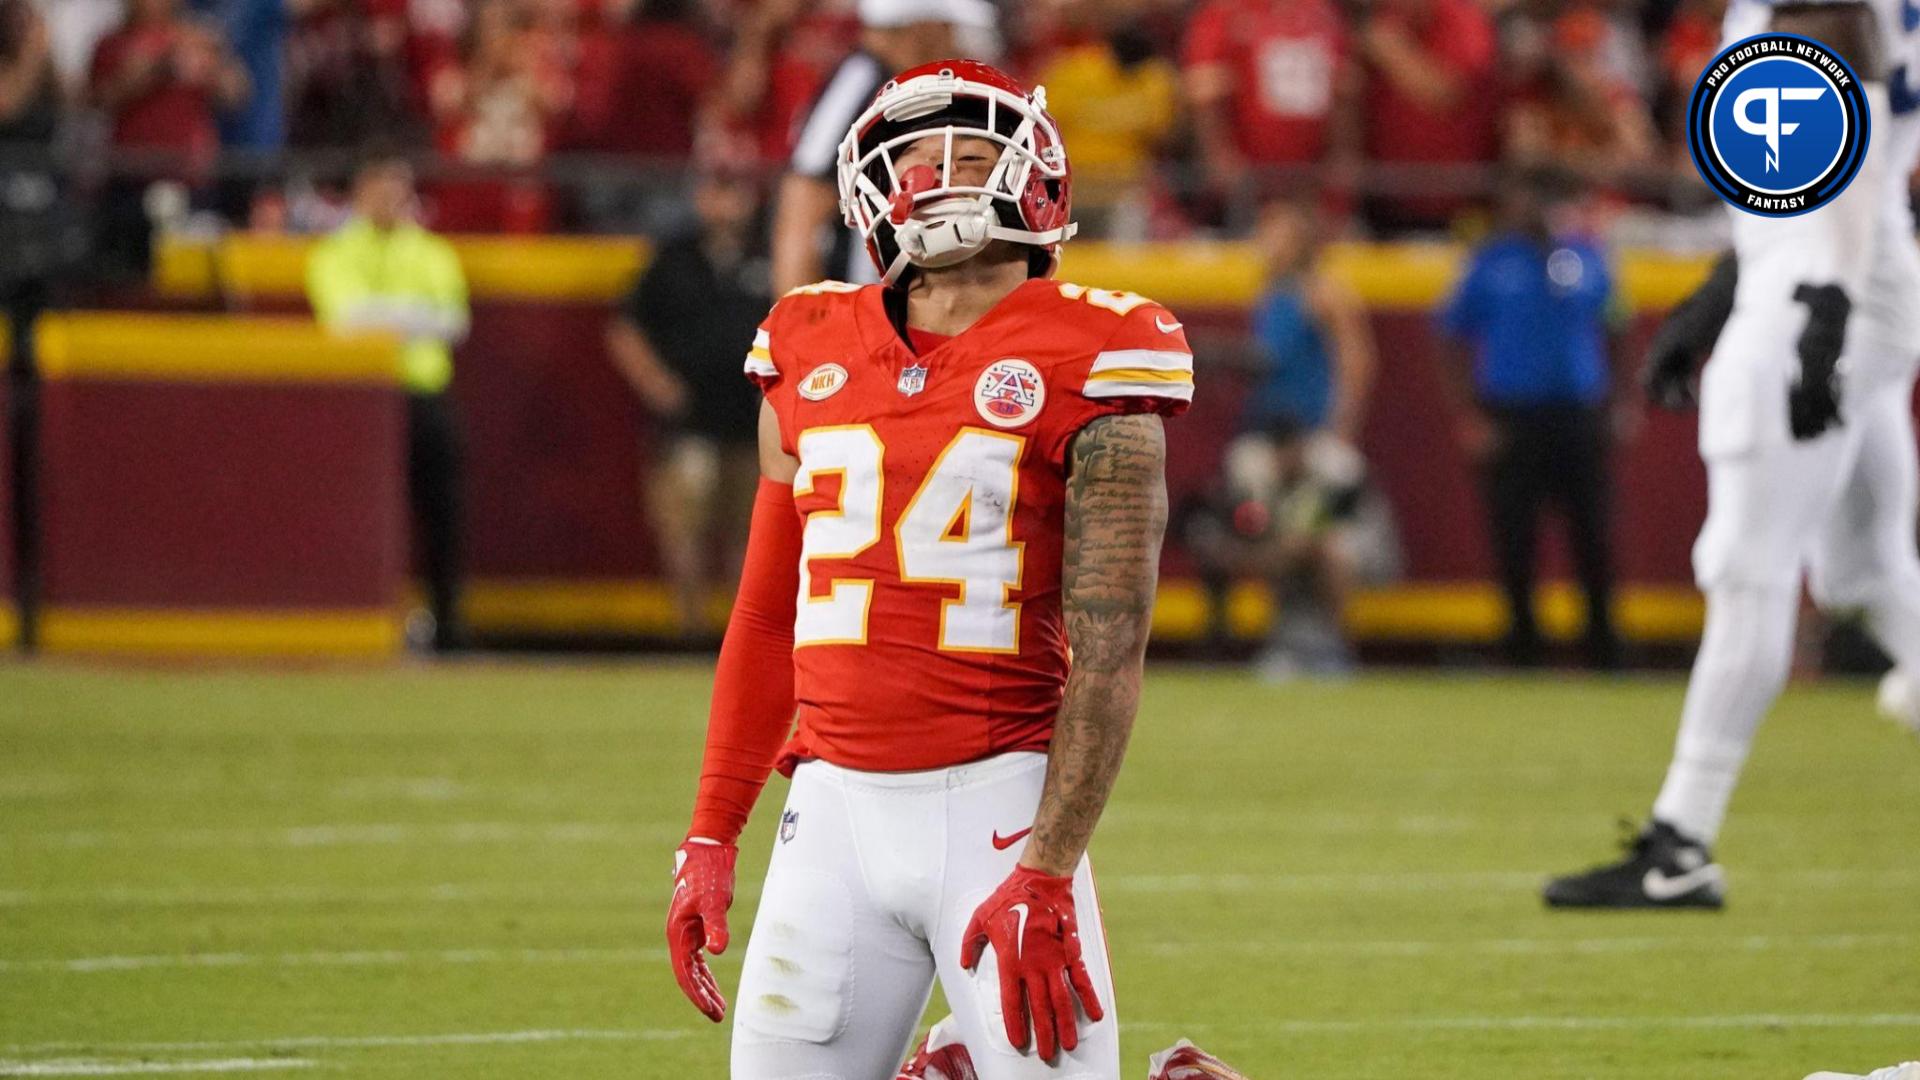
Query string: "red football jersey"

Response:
xmin=744 ymin=277 xmax=1193 ymax=773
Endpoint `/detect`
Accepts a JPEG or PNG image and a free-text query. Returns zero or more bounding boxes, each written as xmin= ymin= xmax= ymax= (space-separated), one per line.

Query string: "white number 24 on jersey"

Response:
xmin=792 ymin=426 xmax=1024 ymax=653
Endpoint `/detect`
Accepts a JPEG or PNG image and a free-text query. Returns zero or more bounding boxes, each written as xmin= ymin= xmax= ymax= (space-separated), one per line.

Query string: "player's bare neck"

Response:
xmin=904 ymin=246 xmax=1030 ymax=338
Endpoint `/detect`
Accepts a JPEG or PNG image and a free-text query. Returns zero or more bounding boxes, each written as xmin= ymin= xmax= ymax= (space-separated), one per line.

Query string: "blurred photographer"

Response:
xmin=1182 ymin=416 xmax=1401 ymax=678
xmin=1185 ymin=196 xmax=1393 ymax=676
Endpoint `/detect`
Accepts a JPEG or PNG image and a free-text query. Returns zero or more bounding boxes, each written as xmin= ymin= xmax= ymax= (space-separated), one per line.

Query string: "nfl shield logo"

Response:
xmin=897 ymin=363 xmax=928 ymax=397
xmin=778 ymin=809 xmax=799 ymax=843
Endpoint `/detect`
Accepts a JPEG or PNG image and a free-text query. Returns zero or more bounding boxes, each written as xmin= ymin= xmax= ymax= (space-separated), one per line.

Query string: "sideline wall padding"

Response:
xmin=145 ymin=235 xmax=1718 ymax=644
xmin=35 ymin=314 xmax=408 ymax=657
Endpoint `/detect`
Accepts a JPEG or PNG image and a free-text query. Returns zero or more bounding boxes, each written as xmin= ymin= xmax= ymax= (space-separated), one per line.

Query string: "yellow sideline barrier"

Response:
xmin=156 ymin=235 xmax=1714 ymax=312
xmin=459 ymin=577 xmax=1705 ymax=643
xmin=36 ymin=313 xmax=404 ymax=384
xmin=25 ymin=580 xmax=1700 ymax=655
xmin=39 ymin=608 xmax=404 ymax=658
xmin=159 ymin=234 xmax=651 ymax=303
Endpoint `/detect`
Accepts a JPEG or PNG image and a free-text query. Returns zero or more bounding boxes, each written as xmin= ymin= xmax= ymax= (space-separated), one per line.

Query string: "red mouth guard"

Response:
xmin=888 ymin=165 xmax=940 ymax=225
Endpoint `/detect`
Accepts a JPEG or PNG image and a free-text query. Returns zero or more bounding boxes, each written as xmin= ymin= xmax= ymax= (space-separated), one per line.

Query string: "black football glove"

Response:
xmin=1788 ymin=282 xmax=1849 ymax=441
xmin=1644 ymin=332 xmax=1700 ymax=410
xmin=1643 ymin=251 xmax=1737 ymax=410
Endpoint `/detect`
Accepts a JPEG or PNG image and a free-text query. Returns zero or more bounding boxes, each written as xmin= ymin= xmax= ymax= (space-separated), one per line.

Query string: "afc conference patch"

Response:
xmin=1687 ymin=32 xmax=1870 ymax=217
xmin=973 ymin=358 xmax=1046 ymax=428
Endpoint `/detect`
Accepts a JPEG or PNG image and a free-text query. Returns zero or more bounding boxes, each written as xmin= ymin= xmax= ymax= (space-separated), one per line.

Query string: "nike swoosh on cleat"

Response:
xmin=1155 ymin=316 xmax=1183 ymax=333
xmin=991 ymin=827 xmax=1033 ymax=850
xmin=1642 ymin=864 xmax=1724 ymax=901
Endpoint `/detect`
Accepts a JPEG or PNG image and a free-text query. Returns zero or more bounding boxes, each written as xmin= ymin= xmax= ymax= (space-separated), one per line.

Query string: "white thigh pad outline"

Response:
xmin=734 ymin=868 xmax=854 ymax=1045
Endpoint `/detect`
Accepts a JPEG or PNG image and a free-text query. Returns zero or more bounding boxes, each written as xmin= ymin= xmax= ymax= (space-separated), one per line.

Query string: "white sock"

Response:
xmin=1862 ymin=565 xmax=1920 ymax=679
xmin=1651 ymin=583 xmax=1799 ymax=845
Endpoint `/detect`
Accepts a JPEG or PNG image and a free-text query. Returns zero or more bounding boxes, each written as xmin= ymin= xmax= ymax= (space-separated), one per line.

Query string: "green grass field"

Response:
xmin=2 ymin=660 xmax=1917 ymax=1079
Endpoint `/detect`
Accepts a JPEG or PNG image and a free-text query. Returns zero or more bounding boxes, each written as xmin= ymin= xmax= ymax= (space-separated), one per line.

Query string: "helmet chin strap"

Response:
xmin=884 ymin=196 xmax=1080 ymax=285
xmin=893 ymin=195 xmax=997 ymax=271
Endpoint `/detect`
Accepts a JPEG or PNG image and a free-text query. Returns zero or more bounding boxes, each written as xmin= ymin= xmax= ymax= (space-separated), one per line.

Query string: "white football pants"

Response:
xmin=1658 ymin=359 xmax=1920 ymax=843
xmin=730 ymin=752 xmax=1119 ymax=1080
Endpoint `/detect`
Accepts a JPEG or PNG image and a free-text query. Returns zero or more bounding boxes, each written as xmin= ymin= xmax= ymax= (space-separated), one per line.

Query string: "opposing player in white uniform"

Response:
xmin=1546 ymin=0 xmax=1920 ymax=909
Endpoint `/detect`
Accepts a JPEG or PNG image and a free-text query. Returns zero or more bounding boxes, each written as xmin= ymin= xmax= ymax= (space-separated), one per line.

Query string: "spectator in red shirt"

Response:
xmin=571 ymin=0 xmax=717 ymax=158
xmin=1506 ymin=7 xmax=1659 ymax=191
xmin=88 ymin=0 xmax=247 ymax=273
xmin=89 ymin=0 xmax=248 ymax=173
xmin=1356 ymin=0 xmax=1499 ymax=233
xmin=285 ymin=0 xmax=421 ymax=148
xmin=1656 ymin=0 xmax=1724 ymax=161
xmin=715 ymin=0 xmax=851 ymax=167
xmin=426 ymin=0 xmax=570 ymax=231
xmin=0 ymin=0 xmax=56 ymax=145
xmin=1183 ymin=0 xmax=1358 ymax=204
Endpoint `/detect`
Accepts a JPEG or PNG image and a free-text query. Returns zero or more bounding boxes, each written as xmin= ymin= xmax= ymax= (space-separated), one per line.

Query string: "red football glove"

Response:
xmin=666 ymin=838 xmax=736 ymax=1022
xmin=959 ymin=865 xmax=1103 ymax=1060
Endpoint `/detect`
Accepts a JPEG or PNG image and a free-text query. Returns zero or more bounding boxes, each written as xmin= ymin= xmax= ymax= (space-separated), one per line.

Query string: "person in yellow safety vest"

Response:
xmin=307 ymin=151 xmax=471 ymax=652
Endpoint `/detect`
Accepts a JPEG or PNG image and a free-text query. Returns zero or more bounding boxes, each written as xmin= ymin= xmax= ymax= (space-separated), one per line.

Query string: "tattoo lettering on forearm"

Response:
xmin=1024 ymin=413 xmax=1169 ymax=876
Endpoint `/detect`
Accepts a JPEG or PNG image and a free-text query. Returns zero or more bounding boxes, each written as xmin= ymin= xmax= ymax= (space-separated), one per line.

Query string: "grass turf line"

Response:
xmin=2 ymin=662 xmax=1917 ymax=1078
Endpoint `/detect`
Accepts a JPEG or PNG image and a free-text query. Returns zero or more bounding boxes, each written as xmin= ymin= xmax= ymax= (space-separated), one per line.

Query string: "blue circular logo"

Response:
xmin=1688 ymin=33 xmax=1870 ymax=216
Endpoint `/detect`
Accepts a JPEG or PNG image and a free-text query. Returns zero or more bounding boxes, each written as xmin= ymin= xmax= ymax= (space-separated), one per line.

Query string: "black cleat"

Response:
xmin=1543 ymin=819 xmax=1726 ymax=909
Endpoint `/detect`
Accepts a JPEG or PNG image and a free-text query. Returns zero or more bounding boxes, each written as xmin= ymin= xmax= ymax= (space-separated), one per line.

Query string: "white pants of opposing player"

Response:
xmin=1693 ymin=233 xmax=1920 ymax=613
xmin=730 ymin=752 xmax=1118 ymax=1080
xmin=1659 ymin=263 xmax=1920 ymax=839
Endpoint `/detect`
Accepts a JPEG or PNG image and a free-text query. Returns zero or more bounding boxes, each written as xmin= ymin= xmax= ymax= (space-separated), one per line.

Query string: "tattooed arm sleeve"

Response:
xmin=1020 ymin=413 xmax=1170 ymax=876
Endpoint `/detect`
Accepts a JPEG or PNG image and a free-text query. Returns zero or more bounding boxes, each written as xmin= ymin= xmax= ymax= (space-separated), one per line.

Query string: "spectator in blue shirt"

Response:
xmin=1439 ymin=171 xmax=1626 ymax=669
xmin=1189 ymin=198 xmax=1389 ymax=677
xmin=187 ymin=0 xmax=283 ymax=151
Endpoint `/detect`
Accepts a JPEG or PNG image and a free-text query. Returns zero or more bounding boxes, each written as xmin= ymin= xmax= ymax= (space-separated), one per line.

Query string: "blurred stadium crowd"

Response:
xmin=0 ymin=0 xmax=1793 ymax=673
xmin=0 ymin=0 xmax=1740 ymax=259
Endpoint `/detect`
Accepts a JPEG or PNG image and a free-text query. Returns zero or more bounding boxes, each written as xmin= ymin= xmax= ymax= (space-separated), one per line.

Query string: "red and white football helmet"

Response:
xmin=837 ymin=59 xmax=1076 ymax=286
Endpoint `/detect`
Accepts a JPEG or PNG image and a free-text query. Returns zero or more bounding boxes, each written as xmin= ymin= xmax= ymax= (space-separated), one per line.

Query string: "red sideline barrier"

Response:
xmin=34 ymin=315 xmax=409 ymax=657
xmin=151 ymin=235 xmax=1719 ymax=643
xmin=439 ymin=302 xmax=1706 ymax=587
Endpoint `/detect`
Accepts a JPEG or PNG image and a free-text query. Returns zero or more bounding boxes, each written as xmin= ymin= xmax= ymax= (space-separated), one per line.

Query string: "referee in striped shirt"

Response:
xmin=769 ymin=0 xmax=998 ymax=295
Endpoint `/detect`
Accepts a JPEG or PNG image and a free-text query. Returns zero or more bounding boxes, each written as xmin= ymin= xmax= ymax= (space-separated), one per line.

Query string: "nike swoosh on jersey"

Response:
xmin=1641 ymin=864 xmax=1723 ymax=901
xmin=991 ymin=827 xmax=1033 ymax=850
xmin=1155 ymin=316 xmax=1183 ymax=333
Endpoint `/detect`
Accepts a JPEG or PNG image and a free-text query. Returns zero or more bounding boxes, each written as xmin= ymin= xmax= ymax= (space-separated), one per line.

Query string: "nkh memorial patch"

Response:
xmin=798 ymin=363 xmax=849 ymax=401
